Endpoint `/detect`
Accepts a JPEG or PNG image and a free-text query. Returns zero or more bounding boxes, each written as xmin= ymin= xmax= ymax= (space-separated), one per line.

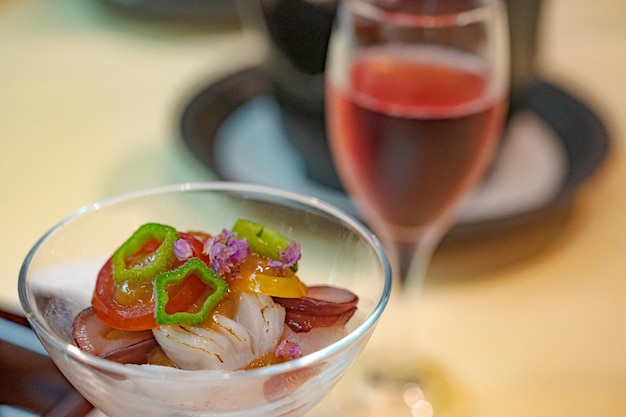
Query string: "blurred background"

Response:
xmin=1 ymin=0 xmax=625 ymax=416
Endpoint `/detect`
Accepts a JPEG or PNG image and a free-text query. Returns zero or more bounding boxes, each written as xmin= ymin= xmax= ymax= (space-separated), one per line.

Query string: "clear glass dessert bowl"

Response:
xmin=18 ymin=182 xmax=392 ymax=417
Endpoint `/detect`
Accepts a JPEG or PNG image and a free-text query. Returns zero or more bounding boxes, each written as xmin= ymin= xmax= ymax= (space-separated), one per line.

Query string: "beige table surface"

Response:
xmin=1 ymin=0 xmax=625 ymax=416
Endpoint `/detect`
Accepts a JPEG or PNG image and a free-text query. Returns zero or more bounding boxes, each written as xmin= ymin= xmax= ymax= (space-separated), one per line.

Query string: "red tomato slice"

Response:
xmin=92 ymin=258 xmax=156 ymax=331
xmin=164 ymin=274 xmax=207 ymax=315
xmin=92 ymin=232 xmax=212 ymax=331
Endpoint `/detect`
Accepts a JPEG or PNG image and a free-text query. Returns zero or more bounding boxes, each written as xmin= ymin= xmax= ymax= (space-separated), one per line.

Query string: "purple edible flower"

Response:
xmin=173 ymin=239 xmax=193 ymax=261
xmin=268 ymin=241 xmax=301 ymax=270
xmin=204 ymin=237 xmax=229 ymax=274
xmin=275 ymin=340 xmax=302 ymax=360
xmin=223 ymin=229 xmax=249 ymax=263
xmin=203 ymin=229 xmax=249 ymax=275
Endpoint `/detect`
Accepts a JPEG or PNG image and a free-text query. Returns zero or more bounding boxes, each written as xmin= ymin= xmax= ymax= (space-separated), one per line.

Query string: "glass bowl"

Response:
xmin=18 ymin=182 xmax=392 ymax=417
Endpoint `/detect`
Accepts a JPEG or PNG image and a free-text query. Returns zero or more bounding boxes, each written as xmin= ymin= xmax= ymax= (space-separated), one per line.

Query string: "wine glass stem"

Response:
xmin=395 ymin=226 xmax=444 ymax=289
xmin=397 ymin=240 xmax=420 ymax=285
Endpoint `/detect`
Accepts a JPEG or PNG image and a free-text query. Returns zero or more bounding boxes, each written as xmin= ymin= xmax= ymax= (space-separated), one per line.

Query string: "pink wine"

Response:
xmin=327 ymin=45 xmax=506 ymax=237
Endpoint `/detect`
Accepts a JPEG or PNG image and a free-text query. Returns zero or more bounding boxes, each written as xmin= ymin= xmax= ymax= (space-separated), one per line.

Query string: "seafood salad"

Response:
xmin=72 ymin=219 xmax=359 ymax=370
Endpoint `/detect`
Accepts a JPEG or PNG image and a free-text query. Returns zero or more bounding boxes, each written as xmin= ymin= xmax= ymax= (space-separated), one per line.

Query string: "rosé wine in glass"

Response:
xmin=328 ymin=44 xmax=507 ymax=244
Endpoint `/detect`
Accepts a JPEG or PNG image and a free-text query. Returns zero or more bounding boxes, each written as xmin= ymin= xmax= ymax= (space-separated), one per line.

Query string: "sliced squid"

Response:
xmin=153 ymin=292 xmax=286 ymax=370
xmin=236 ymin=292 xmax=285 ymax=357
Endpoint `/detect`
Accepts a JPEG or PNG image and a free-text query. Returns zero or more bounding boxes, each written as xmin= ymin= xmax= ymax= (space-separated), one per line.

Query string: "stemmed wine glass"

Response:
xmin=18 ymin=183 xmax=392 ymax=417
xmin=323 ymin=0 xmax=510 ymax=414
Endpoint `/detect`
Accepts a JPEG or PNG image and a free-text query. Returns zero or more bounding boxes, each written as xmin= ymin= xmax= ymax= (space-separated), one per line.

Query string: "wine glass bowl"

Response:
xmin=18 ymin=182 xmax=392 ymax=417
xmin=326 ymin=0 xmax=510 ymax=281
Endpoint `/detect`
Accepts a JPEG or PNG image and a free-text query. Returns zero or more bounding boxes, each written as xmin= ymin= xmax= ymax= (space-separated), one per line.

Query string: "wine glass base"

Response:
xmin=310 ymin=287 xmax=467 ymax=417
xmin=312 ymin=354 xmax=461 ymax=417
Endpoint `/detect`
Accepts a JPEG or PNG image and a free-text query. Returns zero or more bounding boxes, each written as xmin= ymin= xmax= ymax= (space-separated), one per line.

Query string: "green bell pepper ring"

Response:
xmin=155 ymin=258 xmax=228 ymax=326
xmin=112 ymin=223 xmax=179 ymax=283
xmin=231 ymin=219 xmax=298 ymax=271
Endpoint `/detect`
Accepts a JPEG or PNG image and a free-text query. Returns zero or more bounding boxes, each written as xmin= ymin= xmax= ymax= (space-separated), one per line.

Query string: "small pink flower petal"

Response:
xmin=270 ymin=241 xmax=301 ymax=269
xmin=275 ymin=340 xmax=302 ymax=360
xmin=173 ymin=239 xmax=193 ymax=261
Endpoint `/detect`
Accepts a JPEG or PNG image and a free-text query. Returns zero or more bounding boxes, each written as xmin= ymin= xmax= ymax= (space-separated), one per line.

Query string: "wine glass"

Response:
xmin=18 ymin=182 xmax=392 ymax=417
xmin=324 ymin=0 xmax=510 ymax=414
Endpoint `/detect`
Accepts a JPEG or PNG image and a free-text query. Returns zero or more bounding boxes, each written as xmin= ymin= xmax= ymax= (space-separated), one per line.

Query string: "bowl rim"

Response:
xmin=18 ymin=181 xmax=392 ymax=380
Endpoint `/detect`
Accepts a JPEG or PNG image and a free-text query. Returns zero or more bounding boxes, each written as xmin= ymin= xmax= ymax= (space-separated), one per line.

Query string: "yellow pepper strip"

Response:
xmin=231 ymin=273 xmax=307 ymax=298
